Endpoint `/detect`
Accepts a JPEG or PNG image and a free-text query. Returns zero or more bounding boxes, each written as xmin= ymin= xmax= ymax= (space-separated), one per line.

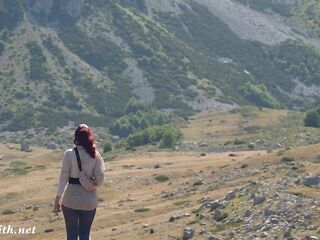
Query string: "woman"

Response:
xmin=53 ymin=124 xmax=105 ymax=240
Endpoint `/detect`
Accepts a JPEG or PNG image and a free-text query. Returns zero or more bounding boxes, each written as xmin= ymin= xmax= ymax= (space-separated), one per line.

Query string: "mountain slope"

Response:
xmin=1 ymin=0 xmax=320 ymax=132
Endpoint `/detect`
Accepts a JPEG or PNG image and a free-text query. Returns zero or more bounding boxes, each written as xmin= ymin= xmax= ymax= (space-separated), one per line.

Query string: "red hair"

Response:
xmin=74 ymin=124 xmax=96 ymax=159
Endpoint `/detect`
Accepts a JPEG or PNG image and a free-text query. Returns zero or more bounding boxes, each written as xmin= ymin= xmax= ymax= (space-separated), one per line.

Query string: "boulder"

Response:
xmin=213 ymin=210 xmax=228 ymax=222
xmin=182 ymin=226 xmax=194 ymax=240
xmin=21 ymin=142 xmax=32 ymax=152
xmin=253 ymin=195 xmax=266 ymax=205
xmin=303 ymin=175 xmax=320 ymax=187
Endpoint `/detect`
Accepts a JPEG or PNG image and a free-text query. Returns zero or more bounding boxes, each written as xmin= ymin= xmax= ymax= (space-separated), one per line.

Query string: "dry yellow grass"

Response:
xmin=0 ymin=108 xmax=319 ymax=239
xmin=0 ymin=141 xmax=319 ymax=239
xmin=181 ymin=107 xmax=289 ymax=142
xmin=0 ymin=143 xmax=268 ymax=240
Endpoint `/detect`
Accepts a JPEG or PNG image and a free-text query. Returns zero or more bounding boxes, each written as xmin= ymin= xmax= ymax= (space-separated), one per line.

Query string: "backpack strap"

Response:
xmin=74 ymin=147 xmax=82 ymax=172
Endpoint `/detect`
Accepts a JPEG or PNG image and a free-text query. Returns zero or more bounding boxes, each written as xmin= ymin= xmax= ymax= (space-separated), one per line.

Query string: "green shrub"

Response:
xmin=110 ymin=98 xmax=170 ymax=138
xmin=193 ymin=180 xmax=203 ymax=186
xmin=154 ymin=175 xmax=169 ymax=182
xmin=115 ymin=125 xmax=181 ymax=149
xmin=241 ymin=83 xmax=279 ymax=108
xmin=43 ymin=36 xmax=66 ymax=67
xmin=173 ymin=200 xmax=191 ymax=206
xmin=304 ymin=108 xmax=320 ymax=127
xmin=159 ymin=128 xmax=179 ymax=148
xmin=123 ymin=97 xmax=151 ymax=115
xmin=8 ymin=160 xmax=32 ymax=175
xmin=58 ymin=24 xmax=126 ymax=75
xmin=234 ymin=0 xmax=293 ymax=17
xmin=281 ymin=156 xmax=295 ymax=163
xmin=127 ymin=131 xmax=149 ymax=147
xmin=103 ymin=142 xmax=112 ymax=153
xmin=0 ymin=41 xmax=4 ymax=55
xmin=2 ymin=209 xmax=14 ymax=215
xmin=134 ymin=207 xmax=150 ymax=212
xmin=240 ymin=163 xmax=248 ymax=169
xmin=25 ymin=41 xmax=51 ymax=81
xmin=234 ymin=138 xmax=247 ymax=145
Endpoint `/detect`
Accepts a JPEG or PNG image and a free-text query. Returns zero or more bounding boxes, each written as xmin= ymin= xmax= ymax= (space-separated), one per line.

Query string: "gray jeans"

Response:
xmin=62 ymin=204 xmax=96 ymax=240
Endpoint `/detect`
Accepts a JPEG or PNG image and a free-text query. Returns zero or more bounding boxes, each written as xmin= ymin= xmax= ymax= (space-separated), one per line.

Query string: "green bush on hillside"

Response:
xmin=235 ymin=0 xmax=293 ymax=17
xmin=0 ymin=41 xmax=4 ymax=55
xmin=304 ymin=107 xmax=320 ymax=127
xmin=110 ymin=98 xmax=170 ymax=138
xmin=241 ymin=83 xmax=280 ymax=108
xmin=43 ymin=36 xmax=66 ymax=67
xmin=115 ymin=125 xmax=181 ymax=149
xmin=58 ymin=25 xmax=127 ymax=76
xmin=159 ymin=128 xmax=178 ymax=148
xmin=265 ymin=40 xmax=320 ymax=85
xmin=103 ymin=142 xmax=112 ymax=153
xmin=70 ymin=69 xmax=133 ymax=117
xmin=123 ymin=97 xmax=151 ymax=115
xmin=25 ymin=41 xmax=51 ymax=81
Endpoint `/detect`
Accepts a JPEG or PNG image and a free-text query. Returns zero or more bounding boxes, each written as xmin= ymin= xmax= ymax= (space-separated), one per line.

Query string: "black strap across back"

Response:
xmin=68 ymin=147 xmax=82 ymax=185
xmin=74 ymin=147 xmax=82 ymax=171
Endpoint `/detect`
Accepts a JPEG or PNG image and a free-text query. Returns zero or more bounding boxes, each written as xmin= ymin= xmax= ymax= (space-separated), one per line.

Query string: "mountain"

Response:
xmin=1 ymin=0 xmax=320 ymax=132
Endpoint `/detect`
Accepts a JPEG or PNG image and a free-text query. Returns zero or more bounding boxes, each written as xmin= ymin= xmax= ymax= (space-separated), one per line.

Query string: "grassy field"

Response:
xmin=0 ymin=144 xmax=319 ymax=239
xmin=0 ymin=108 xmax=319 ymax=239
xmin=181 ymin=106 xmax=320 ymax=148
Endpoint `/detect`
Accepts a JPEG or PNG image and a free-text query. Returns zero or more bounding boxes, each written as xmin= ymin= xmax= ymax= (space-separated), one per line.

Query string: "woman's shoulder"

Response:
xmin=63 ymin=148 xmax=75 ymax=158
xmin=95 ymin=150 xmax=103 ymax=161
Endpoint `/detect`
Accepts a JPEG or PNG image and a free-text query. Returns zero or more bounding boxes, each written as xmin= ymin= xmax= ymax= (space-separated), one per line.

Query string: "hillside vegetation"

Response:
xmin=0 ymin=0 xmax=320 ymax=135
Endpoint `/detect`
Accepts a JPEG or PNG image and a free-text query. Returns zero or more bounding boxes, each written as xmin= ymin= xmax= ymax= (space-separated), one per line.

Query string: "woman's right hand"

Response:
xmin=53 ymin=195 xmax=61 ymax=214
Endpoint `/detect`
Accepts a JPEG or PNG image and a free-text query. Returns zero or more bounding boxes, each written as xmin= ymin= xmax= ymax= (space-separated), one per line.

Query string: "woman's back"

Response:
xmin=63 ymin=146 xmax=103 ymax=180
xmin=57 ymin=146 xmax=105 ymax=210
xmin=53 ymin=124 xmax=105 ymax=240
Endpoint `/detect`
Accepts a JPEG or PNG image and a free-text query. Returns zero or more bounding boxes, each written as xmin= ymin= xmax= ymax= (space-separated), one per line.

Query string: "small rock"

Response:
xmin=44 ymin=228 xmax=54 ymax=233
xmin=20 ymin=142 xmax=32 ymax=152
xmin=25 ymin=205 xmax=33 ymax=210
xmin=253 ymin=195 xmax=266 ymax=205
xmin=182 ymin=226 xmax=194 ymax=240
xmin=303 ymin=175 xmax=320 ymax=187
xmin=294 ymin=178 xmax=301 ymax=185
xmin=213 ymin=210 xmax=228 ymax=222
xmin=142 ymin=224 xmax=148 ymax=228
xmin=260 ymin=232 xmax=268 ymax=238
xmin=32 ymin=204 xmax=39 ymax=211
xmin=208 ymin=235 xmax=219 ymax=240
xmin=248 ymin=143 xmax=255 ymax=149
xmin=224 ymin=189 xmax=237 ymax=201
xmin=283 ymin=230 xmax=293 ymax=240
xmin=244 ymin=209 xmax=252 ymax=218
xmin=302 ymin=237 xmax=319 ymax=240
xmin=204 ymin=200 xmax=222 ymax=211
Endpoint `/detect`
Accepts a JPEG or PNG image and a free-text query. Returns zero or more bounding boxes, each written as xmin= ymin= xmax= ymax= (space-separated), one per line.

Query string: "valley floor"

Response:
xmin=0 ymin=142 xmax=319 ymax=239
